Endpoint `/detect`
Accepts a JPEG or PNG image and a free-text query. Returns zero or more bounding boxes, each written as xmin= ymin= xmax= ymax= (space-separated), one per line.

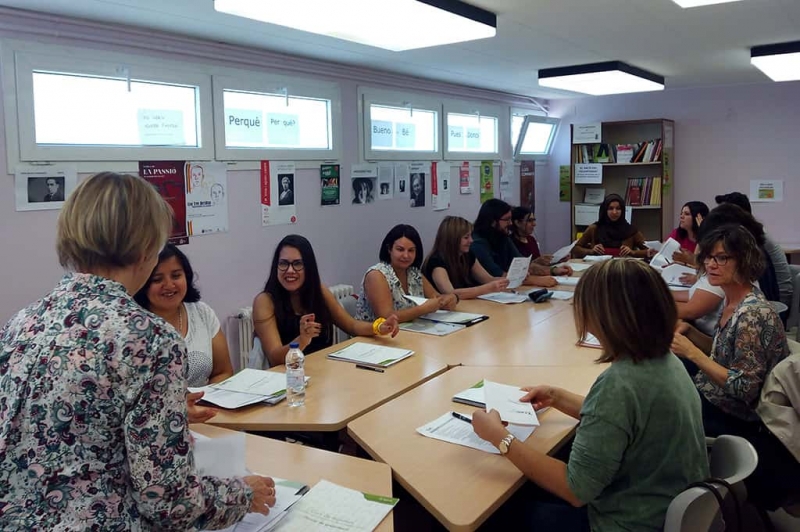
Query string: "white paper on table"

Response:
xmin=661 ymin=264 xmax=697 ymax=287
xmin=645 ymin=240 xmax=663 ymax=252
xmin=188 ymin=385 xmax=271 ymax=409
xmin=274 ymin=479 xmax=397 ymax=532
xmin=416 ymin=412 xmax=536 ymax=455
xmin=583 ymin=255 xmax=612 ymax=263
xmin=399 ymin=320 xmax=464 ymax=336
xmin=579 ymin=333 xmax=602 ymax=349
xmin=506 ymin=255 xmax=531 ymax=289
xmin=554 ymin=276 xmax=579 ymax=286
xmin=550 ymin=240 xmax=578 ymax=265
xmin=192 ymin=431 xmax=247 ymax=478
xmin=403 ymin=295 xmax=428 ymax=306
xmin=212 ymin=369 xmax=286 ymax=396
xmin=549 ymin=290 xmax=574 ymax=300
xmin=327 ymin=342 xmax=413 ymax=367
xmin=483 ymin=380 xmax=539 ymax=426
xmin=477 ymin=292 xmax=529 ymax=304
xmin=568 ymin=262 xmax=593 ymax=272
xmin=211 ymin=478 xmax=308 ymax=532
xmin=650 ymin=237 xmax=681 ymax=268
xmin=419 ymin=310 xmax=487 ymax=324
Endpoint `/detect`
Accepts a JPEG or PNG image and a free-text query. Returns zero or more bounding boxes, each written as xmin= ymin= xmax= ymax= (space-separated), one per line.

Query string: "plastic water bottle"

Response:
xmin=286 ymin=342 xmax=305 ymax=407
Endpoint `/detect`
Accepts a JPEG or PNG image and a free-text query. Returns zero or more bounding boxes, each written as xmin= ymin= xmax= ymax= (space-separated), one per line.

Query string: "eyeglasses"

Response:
xmin=526 ymin=217 xmax=536 ymax=223
xmin=703 ymin=254 xmax=731 ymax=266
xmin=278 ymin=259 xmax=305 ymax=272
xmin=499 ymin=215 xmax=512 ymax=223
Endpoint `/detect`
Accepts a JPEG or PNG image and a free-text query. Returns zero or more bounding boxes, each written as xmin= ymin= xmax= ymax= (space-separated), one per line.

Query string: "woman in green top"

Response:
xmin=473 ymin=259 xmax=709 ymax=532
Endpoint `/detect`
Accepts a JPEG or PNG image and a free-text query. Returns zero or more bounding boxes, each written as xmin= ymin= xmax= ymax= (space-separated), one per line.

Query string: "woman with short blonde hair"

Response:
xmin=0 ymin=172 xmax=275 ymax=530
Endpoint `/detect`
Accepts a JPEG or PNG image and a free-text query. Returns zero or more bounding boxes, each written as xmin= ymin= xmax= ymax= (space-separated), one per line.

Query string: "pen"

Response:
xmin=355 ymin=364 xmax=385 ymax=373
xmin=451 ymin=411 xmax=472 ymax=424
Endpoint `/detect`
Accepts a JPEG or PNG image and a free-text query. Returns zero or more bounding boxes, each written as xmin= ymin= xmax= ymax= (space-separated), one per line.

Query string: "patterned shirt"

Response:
xmin=356 ymin=262 xmax=423 ymax=321
xmin=0 ymin=274 xmax=252 ymax=531
xmin=695 ymin=288 xmax=790 ymax=422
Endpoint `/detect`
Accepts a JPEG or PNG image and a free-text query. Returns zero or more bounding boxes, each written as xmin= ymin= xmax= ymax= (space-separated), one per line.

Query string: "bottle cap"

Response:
xmin=289 ymin=342 xmax=300 ymax=348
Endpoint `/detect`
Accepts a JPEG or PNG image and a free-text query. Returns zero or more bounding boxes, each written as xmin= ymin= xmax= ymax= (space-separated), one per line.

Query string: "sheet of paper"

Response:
xmin=645 ymin=240 xmax=663 ymax=252
xmin=554 ymin=276 xmax=579 ymax=286
xmin=583 ymin=255 xmax=612 ymax=263
xmin=274 ymin=479 xmax=397 ymax=532
xmin=453 ymin=382 xmax=551 ymax=416
xmin=483 ymin=380 xmax=539 ymax=426
xmin=212 ymin=369 xmax=286 ymax=396
xmin=650 ymin=237 xmax=681 ymax=268
xmin=477 ymin=292 xmax=529 ymax=304
xmin=403 ymin=295 xmax=428 ymax=306
xmin=327 ymin=342 xmax=413 ymax=367
xmin=189 ymin=385 xmax=273 ymax=409
xmin=399 ymin=320 xmax=464 ymax=336
xmin=192 ymin=431 xmax=247 ymax=478
xmin=579 ymin=333 xmax=602 ymax=349
xmin=550 ymin=240 xmax=578 ymax=264
xmin=211 ymin=479 xmax=308 ymax=532
xmin=568 ymin=262 xmax=593 ymax=272
xmin=661 ymin=263 xmax=697 ymax=287
xmin=549 ymin=290 xmax=575 ymax=300
xmin=416 ymin=412 xmax=535 ymax=455
xmin=420 ymin=310 xmax=487 ymax=324
xmin=506 ymin=255 xmax=531 ymax=289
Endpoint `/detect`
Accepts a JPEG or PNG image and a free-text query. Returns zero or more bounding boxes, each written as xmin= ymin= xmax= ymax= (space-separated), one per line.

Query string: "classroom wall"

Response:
xmin=0 ymin=9 xmax=534 ymax=340
xmin=539 ymin=81 xmax=800 ymax=253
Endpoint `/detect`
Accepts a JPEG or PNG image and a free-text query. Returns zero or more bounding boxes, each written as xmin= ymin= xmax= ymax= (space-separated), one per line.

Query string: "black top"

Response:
xmin=275 ymin=311 xmax=333 ymax=355
xmin=423 ymin=252 xmax=477 ymax=291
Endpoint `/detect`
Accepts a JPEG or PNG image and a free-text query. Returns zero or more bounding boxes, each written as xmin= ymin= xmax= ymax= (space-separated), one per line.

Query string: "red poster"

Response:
xmin=260 ymin=160 xmax=271 ymax=206
xmin=431 ymin=161 xmax=438 ymax=196
xmin=520 ymin=160 xmax=535 ymax=212
xmin=139 ymin=160 xmax=189 ymax=245
xmin=459 ymin=161 xmax=470 ymax=190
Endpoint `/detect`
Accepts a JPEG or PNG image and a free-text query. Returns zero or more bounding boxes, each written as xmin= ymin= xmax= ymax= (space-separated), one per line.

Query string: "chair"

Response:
xmin=664 ymin=436 xmax=758 ymax=532
xmin=787 ymin=265 xmax=800 ymax=341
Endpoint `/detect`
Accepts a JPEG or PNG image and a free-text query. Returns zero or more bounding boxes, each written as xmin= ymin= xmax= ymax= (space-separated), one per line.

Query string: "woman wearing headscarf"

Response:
xmin=571 ymin=194 xmax=652 ymax=259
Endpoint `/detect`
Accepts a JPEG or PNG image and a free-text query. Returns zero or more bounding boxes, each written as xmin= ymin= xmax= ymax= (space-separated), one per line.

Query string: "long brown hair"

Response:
xmin=424 ymin=216 xmax=473 ymax=289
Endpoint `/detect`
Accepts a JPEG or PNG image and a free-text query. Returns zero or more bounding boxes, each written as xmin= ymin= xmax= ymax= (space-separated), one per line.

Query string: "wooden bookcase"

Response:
xmin=570 ymin=119 xmax=674 ymax=242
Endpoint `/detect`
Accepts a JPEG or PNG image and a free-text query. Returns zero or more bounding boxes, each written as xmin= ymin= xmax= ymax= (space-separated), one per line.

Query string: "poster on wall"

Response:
xmin=378 ymin=163 xmax=394 ymax=200
xmin=395 ymin=163 xmax=410 ymax=199
xmin=140 ymin=160 xmax=189 ymax=245
xmin=749 ymin=179 xmax=784 ymax=203
xmin=520 ymin=160 xmax=535 ymax=212
xmin=351 ymin=163 xmax=377 ymax=205
xmin=499 ymin=160 xmax=513 ymax=202
xmin=185 ymin=162 xmax=229 ymax=235
xmin=409 ymin=162 xmax=428 ymax=208
xmin=261 ymin=160 xmax=297 ymax=226
xmin=559 ymin=165 xmax=571 ymax=202
xmin=479 ymin=160 xmax=494 ymax=204
xmin=14 ymin=164 xmax=77 ymax=212
xmin=459 ymin=161 xmax=473 ymax=194
xmin=320 ymin=164 xmax=340 ymax=206
xmin=431 ymin=162 xmax=450 ymax=211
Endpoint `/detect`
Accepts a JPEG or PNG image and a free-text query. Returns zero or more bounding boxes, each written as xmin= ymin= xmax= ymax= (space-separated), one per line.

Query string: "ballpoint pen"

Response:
xmin=355 ymin=364 xmax=385 ymax=373
xmin=451 ymin=411 xmax=472 ymax=424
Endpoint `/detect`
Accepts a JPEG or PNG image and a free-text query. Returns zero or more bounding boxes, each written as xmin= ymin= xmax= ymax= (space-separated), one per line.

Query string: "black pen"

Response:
xmin=355 ymin=364 xmax=385 ymax=373
xmin=451 ymin=411 xmax=472 ymax=424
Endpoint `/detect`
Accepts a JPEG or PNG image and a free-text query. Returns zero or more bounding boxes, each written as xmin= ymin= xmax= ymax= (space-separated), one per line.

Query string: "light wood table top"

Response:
xmin=192 ymin=424 xmax=393 ymax=531
xmin=347 ymin=365 xmax=605 ymax=532
xmin=209 ymin=340 xmax=448 ymax=432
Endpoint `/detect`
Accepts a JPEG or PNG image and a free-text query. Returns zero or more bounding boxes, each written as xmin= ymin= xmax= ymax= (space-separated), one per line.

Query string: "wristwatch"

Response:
xmin=498 ymin=433 xmax=516 ymax=455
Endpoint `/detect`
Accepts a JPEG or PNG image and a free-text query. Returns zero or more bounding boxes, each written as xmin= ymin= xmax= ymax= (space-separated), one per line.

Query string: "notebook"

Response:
xmin=327 ymin=342 xmax=414 ymax=369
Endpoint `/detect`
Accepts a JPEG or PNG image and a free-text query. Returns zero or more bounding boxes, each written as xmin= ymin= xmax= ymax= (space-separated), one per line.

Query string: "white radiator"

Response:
xmin=329 ymin=284 xmax=357 ymax=344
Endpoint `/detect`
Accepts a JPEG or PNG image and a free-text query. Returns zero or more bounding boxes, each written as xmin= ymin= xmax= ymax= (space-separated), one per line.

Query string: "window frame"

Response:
xmin=443 ymin=100 xmax=502 ymax=161
xmin=212 ymin=72 xmax=341 ymax=161
xmin=359 ymin=87 xmax=443 ymax=161
xmin=11 ymin=46 xmax=214 ymax=163
xmin=511 ymin=108 xmax=559 ymax=160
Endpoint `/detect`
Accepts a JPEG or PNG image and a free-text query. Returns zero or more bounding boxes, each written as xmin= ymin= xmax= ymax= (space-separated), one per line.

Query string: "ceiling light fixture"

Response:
xmin=214 ymin=0 xmax=497 ymax=52
xmin=751 ymin=41 xmax=800 ymax=82
xmin=670 ymin=0 xmax=743 ymax=7
xmin=538 ymin=61 xmax=665 ymax=96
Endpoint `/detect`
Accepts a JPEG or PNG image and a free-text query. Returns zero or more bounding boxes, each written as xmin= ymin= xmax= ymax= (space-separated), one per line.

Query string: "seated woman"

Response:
xmin=358 ymin=224 xmax=458 ymax=322
xmin=668 ymin=201 xmax=708 ymax=265
xmin=470 ymin=199 xmax=570 ymax=287
xmin=472 ymin=259 xmax=708 ymax=531
xmin=422 ymin=216 xmax=510 ymax=299
xmin=571 ymin=194 xmax=652 ymax=259
xmin=0 ymin=172 xmax=273 ymax=529
xmin=252 ymin=235 xmax=399 ymax=369
xmin=671 ymin=224 xmax=791 ymax=509
xmin=510 ymin=206 xmax=546 ymax=264
xmin=135 ymin=244 xmax=233 ymax=387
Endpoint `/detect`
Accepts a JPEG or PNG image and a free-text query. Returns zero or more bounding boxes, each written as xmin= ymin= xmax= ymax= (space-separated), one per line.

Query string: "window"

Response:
xmin=214 ymin=74 xmax=340 ymax=160
xmin=443 ymin=101 xmax=501 ymax=160
xmin=12 ymin=49 xmax=213 ymax=162
xmin=512 ymin=112 xmax=559 ymax=159
xmin=361 ymin=88 xmax=440 ymax=160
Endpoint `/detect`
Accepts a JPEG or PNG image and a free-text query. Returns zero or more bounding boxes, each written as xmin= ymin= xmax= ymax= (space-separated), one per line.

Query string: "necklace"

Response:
xmin=177 ymin=305 xmax=183 ymax=334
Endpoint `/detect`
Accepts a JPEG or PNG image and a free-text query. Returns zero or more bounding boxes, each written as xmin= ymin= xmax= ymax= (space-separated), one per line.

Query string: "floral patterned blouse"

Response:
xmin=0 ymin=273 xmax=252 ymax=530
xmin=356 ymin=262 xmax=423 ymax=321
xmin=695 ymin=288 xmax=790 ymax=422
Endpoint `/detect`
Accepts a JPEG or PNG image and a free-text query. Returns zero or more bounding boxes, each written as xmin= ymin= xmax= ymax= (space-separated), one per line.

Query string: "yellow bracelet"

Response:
xmin=372 ymin=317 xmax=387 ymax=335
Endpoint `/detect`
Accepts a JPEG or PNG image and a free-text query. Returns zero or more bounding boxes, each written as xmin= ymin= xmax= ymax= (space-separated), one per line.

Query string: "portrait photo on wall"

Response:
xmin=352 ymin=177 xmax=376 ymax=204
xmin=410 ymin=172 xmax=426 ymax=208
xmin=15 ymin=165 xmax=77 ymax=212
xmin=278 ymin=173 xmax=295 ymax=206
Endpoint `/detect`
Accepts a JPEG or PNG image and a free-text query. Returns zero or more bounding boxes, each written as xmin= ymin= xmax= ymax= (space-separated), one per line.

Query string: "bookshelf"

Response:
xmin=570 ymin=119 xmax=674 ymax=242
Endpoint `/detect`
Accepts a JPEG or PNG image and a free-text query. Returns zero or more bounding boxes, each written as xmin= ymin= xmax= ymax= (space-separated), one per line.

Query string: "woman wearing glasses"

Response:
xmin=510 ymin=206 xmax=555 ymax=265
xmin=251 ymin=235 xmax=399 ymax=368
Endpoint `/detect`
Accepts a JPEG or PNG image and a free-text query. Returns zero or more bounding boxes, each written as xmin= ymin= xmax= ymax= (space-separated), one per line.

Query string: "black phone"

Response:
xmin=527 ymin=289 xmax=554 ymax=303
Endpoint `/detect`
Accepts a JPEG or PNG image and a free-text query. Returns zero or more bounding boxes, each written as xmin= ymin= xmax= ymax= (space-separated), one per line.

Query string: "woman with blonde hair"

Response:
xmin=422 ymin=216 xmax=509 ymax=299
xmin=0 ymin=172 xmax=275 ymax=529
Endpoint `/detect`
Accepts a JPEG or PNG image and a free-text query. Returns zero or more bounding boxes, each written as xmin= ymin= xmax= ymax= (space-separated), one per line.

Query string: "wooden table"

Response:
xmin=347 ymin=365 xmax=606 ymax=532
xmin=192 ymin=424 xmax=393 ymax=531
xmin=209 ymin=339 xmax=448 ymax=432
xmin=779 ymin=243 xmax=800 ymax=264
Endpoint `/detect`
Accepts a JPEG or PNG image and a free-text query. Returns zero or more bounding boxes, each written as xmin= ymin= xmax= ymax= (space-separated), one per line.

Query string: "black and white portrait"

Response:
xmin=410 ymin=173 xmax=425 ymax=208
xmin=28 ymin=176 xmax=65 ymax=203
xmin=352 ymin=177 xmax=375 ymax=204
xmin=278 ymin=174 xmax=295 ymax=206
xmin=16 ymin=167 xmax=77 ymax=212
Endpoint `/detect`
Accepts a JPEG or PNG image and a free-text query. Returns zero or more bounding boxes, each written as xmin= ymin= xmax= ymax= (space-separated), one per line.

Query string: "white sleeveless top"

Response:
xmin=183 ymin=301 xmax=221 ymax=386
xmin=356 ymin=262 xmax=423 ymax=321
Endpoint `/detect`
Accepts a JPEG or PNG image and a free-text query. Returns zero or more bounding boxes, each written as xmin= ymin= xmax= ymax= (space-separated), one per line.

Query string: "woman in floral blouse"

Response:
xmin=0 ymin=172 xmax=275 ymax=530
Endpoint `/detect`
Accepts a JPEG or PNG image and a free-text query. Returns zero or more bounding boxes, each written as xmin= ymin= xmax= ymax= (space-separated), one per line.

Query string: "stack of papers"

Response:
xmin=484 ymin=380 xmax=539 ymax=426
xmin=660 ymin=263 xmax=697 ymax=287
xmin=554 ymin=276 xmax=579 ymax=286
xmin=568 ymin=262 xmax=593 ymax=272
xmin=189 ymin=369 xmax=300 ymax=409
xmin=506 ymin=255 xmax=531 ymax=289
xmin=584 ymin=255 xmax=612 ymax=263
xmin=645 ymin=240 xmax=663 ymax=252
xmin=209 ymin=480 xmax=313 ymax=532
xmin=419 ymin=310 xmax=489 ymax=326
xmin=399 ymin=320 xmax=465 ymax=336
xmin=417 ymin=412 xmax=536 ymax=455
xmin=327 ymin=342 xmax=414 ymax=369
xmin=550 ymin=240 xmax=578 ymax=265
xmin=477 ymin=292 xmax=529 ymax=304
xmin=650 ymin=237 xmax=681 ymax=268
xmin=452 ymin=380 xmax=550 ymax=415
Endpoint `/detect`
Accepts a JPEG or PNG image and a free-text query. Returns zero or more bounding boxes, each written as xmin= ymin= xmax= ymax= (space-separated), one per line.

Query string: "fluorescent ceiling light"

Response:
xmin=751 ymin=41 xmax=800 ymax=82
xmin=214 ymin=0 xmax=496 ymax=52
xmin=538 ymin=61 xmax=665 ymax=96
xmin=671 ymin=0 xmax=742 ymax=7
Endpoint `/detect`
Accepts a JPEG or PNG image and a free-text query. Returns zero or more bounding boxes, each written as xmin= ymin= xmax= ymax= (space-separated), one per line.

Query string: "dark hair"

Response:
xmin=134 ymin=244 xmax=201 ymax=309
xmin=697 ymin=204 xmax=765 ymax=247
xmin=697 ymin=224 xmax=765 ymax=283
xmin=676 ymin=201 xmax=709 ymax=240
xmin=473 ymin=199 xmax=512 ymax=248
xmin=379 ymin=224 xmax=424 ymax=269
xmin=510 ymin=206 xmax=534 ymax=239
xmin=597 ymin=194 xmax=626 ymax=225
xmin=353 ymin=177 xmax=373 ymax=192
xmin=574 ymin=259 xmax=676 ymax=363
xmin=263 ymin=235 xmax=331 ymax=331
xmin=715 ymin=192 xmax=751 ymax=214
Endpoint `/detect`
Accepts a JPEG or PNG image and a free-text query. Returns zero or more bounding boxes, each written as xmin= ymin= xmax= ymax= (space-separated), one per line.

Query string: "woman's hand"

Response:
xmin=534 ymin=254 xmax=554 ymax=266
xmin=186 ymin=391 xmax=218 ymax=424
xmin=490 ymin=279 xmax=510 ymax=292
xmin=379 ymin=314 xmax=400 ymax=337
xmin=673 ymin=249 xmax=693 ymax=264
xmin=679 ymin=273 xmax=698 ymax=286
xmin=620 ymin=245 xmax=633 ymax=257
xmin=552 ymin=264 xmax=573 ymax=276
xmin=647 ymin=248 xmax=658 ymax=258
xmin=695 ymin=213 xmax=704 ymax=227
xmin=671 ymin=332 xmax=698 ymax=361
xmin=472 ymin=409 xmax=507 ymax=447
xmin=519 ymin=386 xmax=558 ymax=411
xmin=439 ymin=293 xmax=458 ymax=310
xmin=298 ymin=313 xmax=322 ymax=347
xmin=592 ymin=244 xmax=605 ymax=255
xmin=244 ymin=476 xmax=277 ymax=515
xmin=419 ymin=297 xmax=442 ymax=314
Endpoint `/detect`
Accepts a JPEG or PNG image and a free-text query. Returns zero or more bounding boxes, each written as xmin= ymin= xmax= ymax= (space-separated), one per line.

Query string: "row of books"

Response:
xmin=574 ymin=139 xmax=663 ymax=164
xmin=625 ymin=177 xmax=662 ymax=206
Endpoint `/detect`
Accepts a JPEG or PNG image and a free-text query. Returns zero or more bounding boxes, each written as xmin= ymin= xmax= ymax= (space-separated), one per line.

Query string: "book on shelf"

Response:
xmin=625 ymin=177 xmax=662 ymax=207
xmin=574 ymin=139 xmax=662 ymax=164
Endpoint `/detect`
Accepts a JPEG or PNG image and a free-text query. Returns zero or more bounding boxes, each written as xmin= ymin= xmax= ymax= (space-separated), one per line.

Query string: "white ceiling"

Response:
xmin=1 ymin=0 xmax=799 ymax=98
